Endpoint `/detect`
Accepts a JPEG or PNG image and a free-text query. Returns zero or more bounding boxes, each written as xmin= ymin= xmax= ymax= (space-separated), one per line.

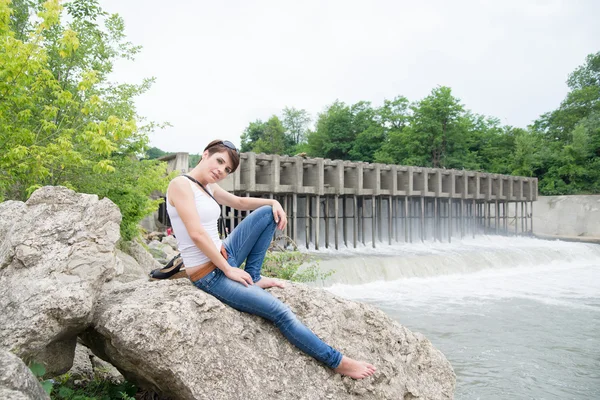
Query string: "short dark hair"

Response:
xmin=203 ymin=139 xmax=240 ymax=173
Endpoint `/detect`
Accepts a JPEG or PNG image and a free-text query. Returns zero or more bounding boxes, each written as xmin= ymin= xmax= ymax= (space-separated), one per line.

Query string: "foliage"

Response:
xmin=29 ymin=361 xmax=137 ymax=400
xmin=48 ymin=372 xmax=136 ymax=400
xmin=1 ymin=0 xmax=170 ymax=239
xmin=145 ymin=146 xmax=168 ymax=159
xmin=240 ymin=116 xmax=287 ymax=155
xmin=282 ymin=106 xmax=311 ymax=152
xmin=29 ymin=361 xmax=53 ymax=395
xmin=232 ymin=51 xmax=600 ymax=196
xmin=188 ymin=153 xmax=201 ymax=168
xmin=532 ymin=51 xmax=600 ymax=194
xmin=261 ymin=250 xmax=332 ymax=283
xmin=252 ymin=116 xmax=287 ymax=155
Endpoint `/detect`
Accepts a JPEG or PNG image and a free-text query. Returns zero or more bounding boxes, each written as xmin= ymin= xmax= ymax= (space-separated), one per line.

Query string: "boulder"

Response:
xmin=0 ymin=201 xmax=26 ymax=238
xmin=161 ymin=235 xmax=179 ymax=252
xmin=0 ymin=186 xmax=121 ymax=375
xmin=0 ymin=186 xmax=455 ymax=399
xmin=0 ymin=349 xmax=50 ymax=400
xmin=69 ymin=343 xmax=94 ymax=382
xmin=81 ymin=280 xmax=455 ymax=400
xmin=147 ymin=240 xmax=179 ymax=264
xmin=113 ymin=249 xmax=148 ymax=283
xmin=90 ymin=356 xmax=124 ymax=384
xmin=126 ymin=240 xmax=162 ymax=271
xmin=68 ymin=343 xmax=124 ymax=384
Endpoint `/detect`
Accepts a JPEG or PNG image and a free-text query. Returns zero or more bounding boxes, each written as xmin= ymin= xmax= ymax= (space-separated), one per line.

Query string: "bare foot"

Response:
xmin=255 ymin=276 xmax=285 ymax=289
xmin=334 ymin=356 xmax=376 ymax=379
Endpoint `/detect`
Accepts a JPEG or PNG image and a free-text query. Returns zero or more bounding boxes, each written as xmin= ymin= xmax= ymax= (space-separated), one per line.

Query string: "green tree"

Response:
xmin=306 ymin=100 xmax=383 ymax=160
xmin=374 ymin=96 xmax=412 ymax=164
xmin=410 ymin=86 xmax=466 ymax=168
xmin=240 ymin=119 xmax=266 ymax=152
xmin=375 ymin=87 xmax=470 ymax=168
xmin=533 ymin=51 xmax=600 ymax=194
xmin=252 ymin=115 xmax=287 ymax=155
xmin=307 ymin=101 xmax=354 ymax=159
xmin=535 ymin=52 xmax=600 ymax=143
xmin=146 ymin=146 xmax=167 ymax=159
xmin=282 ymin=106 xmax=310 ymax=151
xmin=1 ymin=0 xmax=170 ymax=239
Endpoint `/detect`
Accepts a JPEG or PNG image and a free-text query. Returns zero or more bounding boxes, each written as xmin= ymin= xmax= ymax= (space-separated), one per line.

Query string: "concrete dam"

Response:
xmin=160 ymin=152 xmax=538 ymax=249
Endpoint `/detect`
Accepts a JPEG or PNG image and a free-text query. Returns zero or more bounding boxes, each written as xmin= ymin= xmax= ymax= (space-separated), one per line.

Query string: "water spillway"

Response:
xmin=317 ymin=236 xmax=600 ymax=399
xmin=161 ymin=152 xmax=539 ymax=247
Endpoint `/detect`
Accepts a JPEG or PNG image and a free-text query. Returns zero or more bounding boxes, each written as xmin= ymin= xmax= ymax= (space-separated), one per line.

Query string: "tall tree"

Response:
xmin=410 ymin=86 xmax=466 ymax=168
xmin=306 ymin=100 xmax=383 ymax=160
xmin=282 ymin=106 xmax=310 ymax=148
xmin=240 ymin=119 xmax=266 ymax=152
xmin=533 ymin=51 xmax=600 ymax=194
xmin=251 ymin=116 xmax=287 ymax=155
xmin=374 ymin=96 xmax=411 ymax=164
xmin=1 ymin=0 xmax=169 ymax=239
xmin=307 ymin=101 xmax=354 ymax=159
xmin=535 ymin=51 xmax=600 ymax=143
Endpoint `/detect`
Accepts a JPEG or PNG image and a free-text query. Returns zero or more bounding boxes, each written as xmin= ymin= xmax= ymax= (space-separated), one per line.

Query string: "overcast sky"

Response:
xmin=101 ymin=0 xmax=600 ymax=154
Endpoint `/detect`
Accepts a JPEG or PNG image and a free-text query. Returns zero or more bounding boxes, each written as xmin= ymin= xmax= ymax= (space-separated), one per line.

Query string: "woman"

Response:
xmin=166 ymin=139 xmax=376 ymax=379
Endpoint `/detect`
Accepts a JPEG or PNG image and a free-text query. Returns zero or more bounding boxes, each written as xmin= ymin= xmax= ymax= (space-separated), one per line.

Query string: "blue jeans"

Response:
xmin=192 ymin=205 xmax=343 ymax=369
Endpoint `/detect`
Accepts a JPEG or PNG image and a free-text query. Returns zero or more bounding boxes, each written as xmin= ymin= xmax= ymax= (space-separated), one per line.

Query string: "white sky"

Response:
xmin=100 ymin=0 xmax=600 ymax=154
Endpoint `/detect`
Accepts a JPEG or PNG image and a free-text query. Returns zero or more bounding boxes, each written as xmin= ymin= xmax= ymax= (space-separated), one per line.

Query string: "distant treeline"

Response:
xmin=150 ymin=51 xmax=599 ymax=196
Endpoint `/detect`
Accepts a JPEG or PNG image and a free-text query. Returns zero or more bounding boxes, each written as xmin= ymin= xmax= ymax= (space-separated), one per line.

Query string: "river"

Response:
xmin=309 ymin=236 xmax=600 ymax=399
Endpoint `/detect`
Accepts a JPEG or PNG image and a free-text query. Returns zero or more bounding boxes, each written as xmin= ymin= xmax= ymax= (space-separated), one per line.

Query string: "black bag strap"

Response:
xmin=183 ymin=174 xmax=227 ymax=238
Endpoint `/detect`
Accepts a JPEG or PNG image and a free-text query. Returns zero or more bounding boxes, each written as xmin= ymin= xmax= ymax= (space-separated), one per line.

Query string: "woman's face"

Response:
xmin=202 ymin=150 xmax=234 ymax=183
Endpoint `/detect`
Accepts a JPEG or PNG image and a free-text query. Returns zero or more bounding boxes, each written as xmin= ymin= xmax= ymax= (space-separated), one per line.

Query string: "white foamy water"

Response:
xmin=313 ymin=237 xmax=600 ymax=399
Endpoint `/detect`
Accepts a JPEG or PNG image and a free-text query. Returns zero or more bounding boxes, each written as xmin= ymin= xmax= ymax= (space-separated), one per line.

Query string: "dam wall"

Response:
xmin=157 ymin=152 xmax=539 ymax=247
xmin=532 ymin=195 xmax=600 ymax=239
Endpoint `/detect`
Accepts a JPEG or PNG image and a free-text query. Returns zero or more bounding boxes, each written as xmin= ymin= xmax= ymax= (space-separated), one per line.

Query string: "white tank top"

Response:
xmin=166 ymin=178 xmax=222 ymax=267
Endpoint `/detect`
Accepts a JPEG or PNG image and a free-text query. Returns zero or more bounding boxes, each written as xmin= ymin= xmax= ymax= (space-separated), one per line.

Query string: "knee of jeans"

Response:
xmin=256 ymin=205 xmax=273 ymax=217
xmin=272 ymin=306 xmax=297 ymax=327
xmin=256 ymin=205 xmax=276 ymax=226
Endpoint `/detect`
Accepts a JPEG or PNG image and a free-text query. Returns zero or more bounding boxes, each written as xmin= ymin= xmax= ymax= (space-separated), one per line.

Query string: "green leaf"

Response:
xmin=41 ymin=380 xmax=53 ymax=395
xmin=28 ymin=362 xmax=46 ymax=377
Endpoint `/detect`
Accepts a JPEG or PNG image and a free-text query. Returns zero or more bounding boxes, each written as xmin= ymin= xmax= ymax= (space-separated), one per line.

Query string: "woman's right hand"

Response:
xmin=224 ymin=266 xmax=254 ymax=287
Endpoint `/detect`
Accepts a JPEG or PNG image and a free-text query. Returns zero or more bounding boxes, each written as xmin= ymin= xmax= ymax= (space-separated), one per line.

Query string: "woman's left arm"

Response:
xmin=212 ymin=184 xmax=287 ymax=230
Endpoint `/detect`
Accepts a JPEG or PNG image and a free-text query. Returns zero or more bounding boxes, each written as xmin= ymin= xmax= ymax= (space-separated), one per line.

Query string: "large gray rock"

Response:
xmin=69 ymin=343 xmax=95 ymax=382
xmin=68 ymin=343 xmax=124 ymax=384
xmin=0 ymin=186 xmax=121 ymax=376
xmin=113 ymin=249 xmax=147 ymax=283
xmin=126 ymin=240 xmax=162 ymax=271
xmin=82 ymin=280 xmax=455 ymax=400
xmin=147 ymin=240 xmax=179 ymax=264
xmin=161 ymin=235 xmax=179 ymax=252
xmin=0 ymin=349 xmax=50 ymax=400
xmin=0 ymin=201 xmax=26 ymax=238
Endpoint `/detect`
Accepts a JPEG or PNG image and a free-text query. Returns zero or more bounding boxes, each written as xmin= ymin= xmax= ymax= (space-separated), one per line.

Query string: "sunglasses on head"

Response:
xmin=205 ymin=140 xmax=239 ymax=154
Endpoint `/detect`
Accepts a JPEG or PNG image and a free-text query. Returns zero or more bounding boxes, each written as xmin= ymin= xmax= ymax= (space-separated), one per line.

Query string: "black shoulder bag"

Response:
xmin=183 ymin=174 xmax=227 ymax=239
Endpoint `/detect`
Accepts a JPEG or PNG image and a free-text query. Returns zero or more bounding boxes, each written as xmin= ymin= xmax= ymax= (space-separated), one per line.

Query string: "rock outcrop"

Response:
xmin=0 ymin=186 xmax=456 ymax=399
xmin=0 ymin=349 xmax=50 ymax=400
xmin=0 ymin=187 xmax=121 ymax=375
xmin=81 ymin=279 xmax=455 ymax=400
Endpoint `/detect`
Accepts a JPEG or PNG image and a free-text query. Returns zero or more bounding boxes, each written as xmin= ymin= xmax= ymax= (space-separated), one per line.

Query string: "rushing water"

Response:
xmin=310 ymin=237 xmax=600 ymax=399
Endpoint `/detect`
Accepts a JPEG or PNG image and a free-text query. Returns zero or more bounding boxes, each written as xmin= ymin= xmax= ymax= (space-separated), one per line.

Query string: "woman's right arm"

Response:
xmin=167 ymin=177 xmax=253 ymax=286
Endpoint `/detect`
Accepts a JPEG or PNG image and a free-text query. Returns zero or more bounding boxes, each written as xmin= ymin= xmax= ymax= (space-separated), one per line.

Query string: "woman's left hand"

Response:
xmin=272 ymin=201 xmax=287 ymax=231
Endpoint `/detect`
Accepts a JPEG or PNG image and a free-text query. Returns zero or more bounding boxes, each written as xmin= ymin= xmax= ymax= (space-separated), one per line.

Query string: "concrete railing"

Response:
xmin=218 ymin=153 xmax=537 ymax=202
